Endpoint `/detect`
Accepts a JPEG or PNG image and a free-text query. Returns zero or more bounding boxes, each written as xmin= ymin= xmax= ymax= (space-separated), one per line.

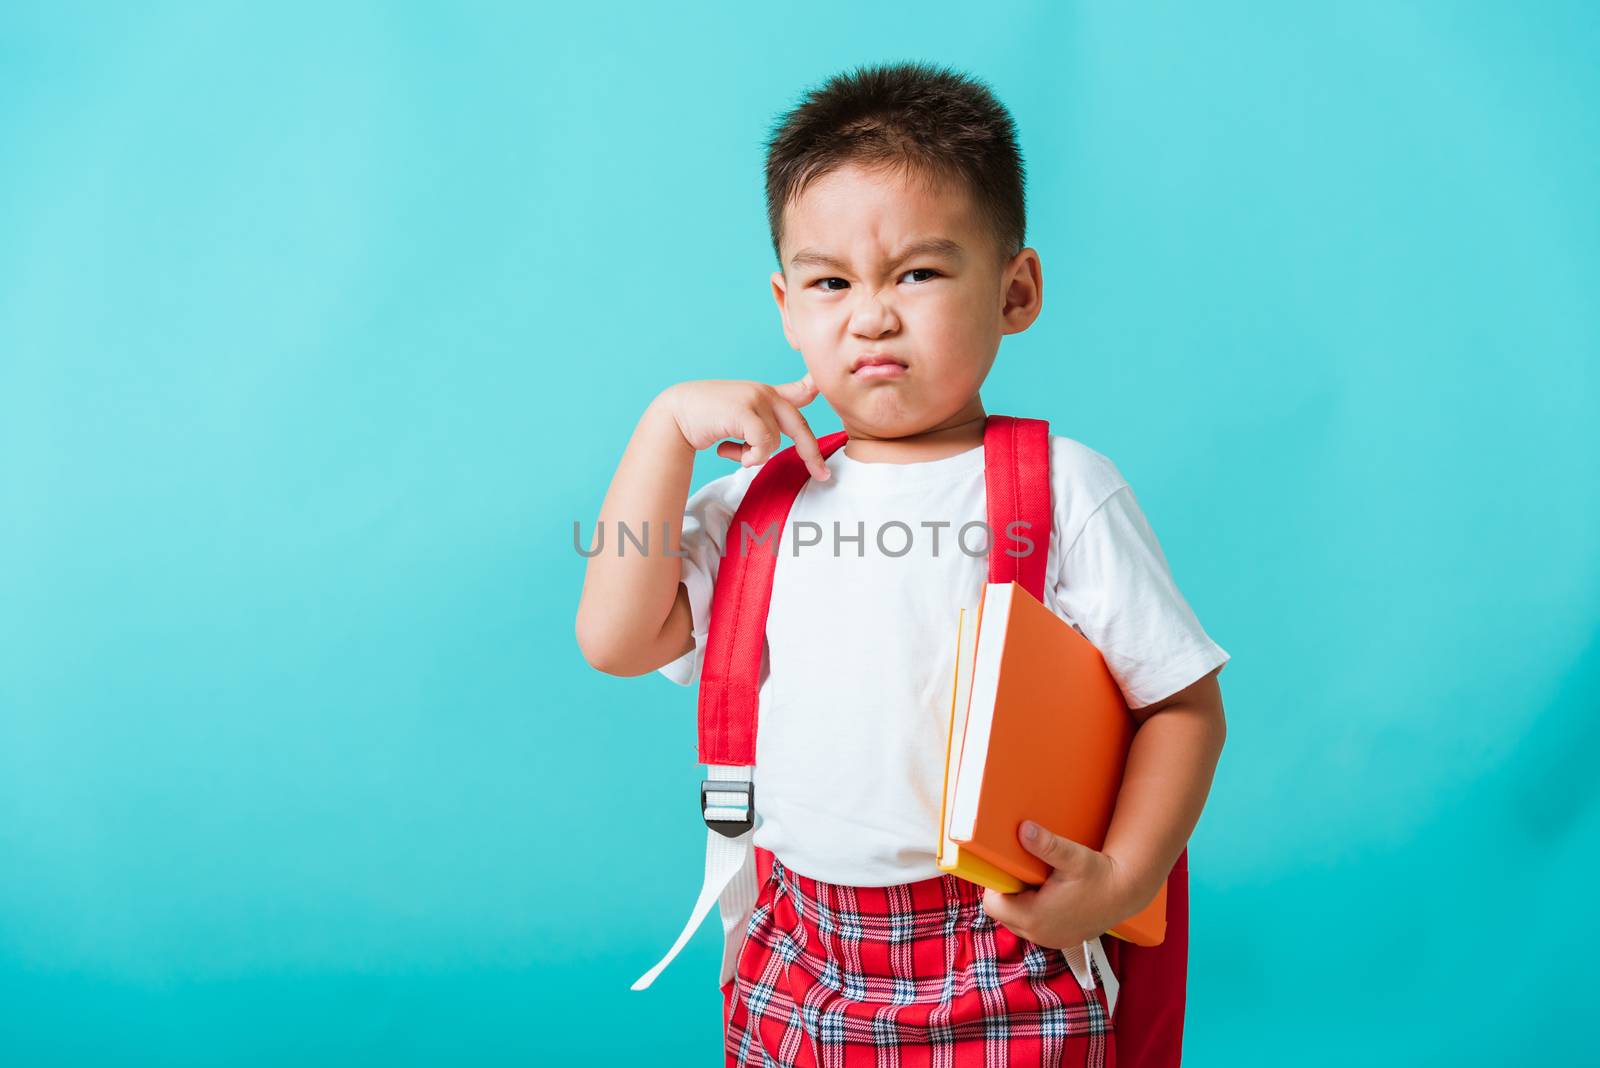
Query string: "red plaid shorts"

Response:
xmin=721 ymin=850 xmax=1114 ymax=1067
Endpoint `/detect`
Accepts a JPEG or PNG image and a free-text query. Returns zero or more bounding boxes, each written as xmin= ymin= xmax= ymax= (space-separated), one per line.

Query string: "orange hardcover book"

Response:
xmin=935 ymin=580 xmax=1167 ymax=946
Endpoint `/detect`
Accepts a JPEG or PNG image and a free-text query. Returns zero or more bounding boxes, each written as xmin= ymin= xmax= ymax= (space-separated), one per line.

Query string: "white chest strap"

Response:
xmin=630 ymin=765 xmax=758 ymax=991
xmin=1064 ymin=936 xmax=1120 ymax=1018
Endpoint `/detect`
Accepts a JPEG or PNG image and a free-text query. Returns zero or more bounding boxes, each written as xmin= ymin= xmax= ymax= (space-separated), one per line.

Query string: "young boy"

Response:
xmin=576 ymin=61 xmax=1229 ymax=1067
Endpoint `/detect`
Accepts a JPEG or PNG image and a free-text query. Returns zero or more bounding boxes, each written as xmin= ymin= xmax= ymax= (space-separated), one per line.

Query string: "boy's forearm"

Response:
xmin=575 ymin=392 xmax=697 ymax=669
xmin=1099 ymin=673 xmax=1227 ymax=915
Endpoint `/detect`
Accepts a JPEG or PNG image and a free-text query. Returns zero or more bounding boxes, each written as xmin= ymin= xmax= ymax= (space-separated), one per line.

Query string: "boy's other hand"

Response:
xmin=979 ymin=820 xmax=1141 ymax=951
xmin=657 ymin=376 xmax=831 ymax=481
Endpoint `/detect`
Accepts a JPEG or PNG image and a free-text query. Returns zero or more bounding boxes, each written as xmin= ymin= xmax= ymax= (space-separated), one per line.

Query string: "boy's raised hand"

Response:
xmin=659 ymin=375 xmax=832 ymax=481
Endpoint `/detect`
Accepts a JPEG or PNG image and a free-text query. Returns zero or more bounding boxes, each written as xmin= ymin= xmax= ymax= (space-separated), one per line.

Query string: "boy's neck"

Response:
xmin=841 ymin=400 xmax=988 ymax=465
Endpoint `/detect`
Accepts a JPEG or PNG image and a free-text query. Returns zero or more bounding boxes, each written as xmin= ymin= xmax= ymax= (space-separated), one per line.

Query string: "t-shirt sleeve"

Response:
xmin=1052 ymin=482 xmax=1231 ymax=710
xmin=657 ymin=469 xmax=752 ymax=688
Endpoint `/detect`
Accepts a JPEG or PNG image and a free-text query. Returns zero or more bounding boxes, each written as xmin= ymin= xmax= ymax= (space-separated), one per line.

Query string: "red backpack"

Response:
xmin=632 ymin=415 xmax=1190 ymax=1068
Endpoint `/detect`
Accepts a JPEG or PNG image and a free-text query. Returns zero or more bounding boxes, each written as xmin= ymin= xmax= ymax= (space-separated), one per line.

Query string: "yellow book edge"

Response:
xmin=936 ymin=603 xmax=1025 ymax=893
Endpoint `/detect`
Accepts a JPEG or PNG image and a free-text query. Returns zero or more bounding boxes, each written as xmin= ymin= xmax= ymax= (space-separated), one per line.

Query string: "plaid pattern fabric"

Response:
xmin=722 ymin=852 xmax=1113 ymax=1067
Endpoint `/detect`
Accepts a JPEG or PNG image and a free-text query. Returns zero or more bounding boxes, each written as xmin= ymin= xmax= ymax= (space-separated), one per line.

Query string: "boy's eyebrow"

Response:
xmin=788 ymin=237 xmax=966 ymax=272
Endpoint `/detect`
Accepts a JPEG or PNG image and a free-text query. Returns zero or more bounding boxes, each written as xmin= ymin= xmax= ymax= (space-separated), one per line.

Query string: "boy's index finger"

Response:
xmin=768 ymin=397 xmax=831 ymax=481
xmin=770 ymin=373 xmax=819 ymax=408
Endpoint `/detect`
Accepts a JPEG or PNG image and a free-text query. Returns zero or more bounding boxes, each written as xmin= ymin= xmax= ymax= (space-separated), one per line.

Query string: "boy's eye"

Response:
xmin=811 ymin=268 xmax=942 ymax=292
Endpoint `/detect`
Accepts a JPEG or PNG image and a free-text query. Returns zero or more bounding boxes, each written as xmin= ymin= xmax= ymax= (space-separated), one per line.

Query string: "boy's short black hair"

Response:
xmin=763 ymin=60 xmax=1027 ymax=271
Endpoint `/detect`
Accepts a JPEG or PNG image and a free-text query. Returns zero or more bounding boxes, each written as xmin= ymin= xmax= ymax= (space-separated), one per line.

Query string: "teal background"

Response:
xmin=2 ymin=1 xmax=1596 ymax=1064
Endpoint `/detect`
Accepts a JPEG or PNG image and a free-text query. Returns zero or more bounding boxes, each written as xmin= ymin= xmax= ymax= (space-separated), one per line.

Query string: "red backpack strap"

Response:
xmin=983 ymin=413 xmax=1190 ymax=1066
xmin=696 ymin=429 xmax=850 ymax=767
xmin=983 ymin=415 xmax=1051 ymax=601
xmin=1102 ymin=847 xmax=1190 ymax=1067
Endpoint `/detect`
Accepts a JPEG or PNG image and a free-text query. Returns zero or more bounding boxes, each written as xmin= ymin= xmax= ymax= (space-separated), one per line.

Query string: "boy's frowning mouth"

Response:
xmin=851 ymin=353 xmax=909 ymax=379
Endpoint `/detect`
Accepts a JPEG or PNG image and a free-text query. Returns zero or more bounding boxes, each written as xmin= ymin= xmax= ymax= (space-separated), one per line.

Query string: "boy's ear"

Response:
xmin=771 ymin=270 xmax=799 ymax=350
xmin=999 ymin=247 xmax=1044 ymax=336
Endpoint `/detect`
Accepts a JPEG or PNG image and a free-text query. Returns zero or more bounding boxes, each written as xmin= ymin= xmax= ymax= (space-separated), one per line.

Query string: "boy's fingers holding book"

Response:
xmin=1018 ymin=819 xmax=1097 ymax=875
xmin=980 ymin=822 xmax=1127 ymax=948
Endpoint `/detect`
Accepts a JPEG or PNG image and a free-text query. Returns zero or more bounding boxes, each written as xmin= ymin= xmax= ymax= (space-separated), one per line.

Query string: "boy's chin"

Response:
xmin=839 ymin=405 xmax=949 ymax=441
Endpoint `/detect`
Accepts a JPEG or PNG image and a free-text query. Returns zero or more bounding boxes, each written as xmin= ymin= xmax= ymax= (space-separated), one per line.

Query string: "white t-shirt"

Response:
xmin=659 ymin=433 xmax=1230 ymax=887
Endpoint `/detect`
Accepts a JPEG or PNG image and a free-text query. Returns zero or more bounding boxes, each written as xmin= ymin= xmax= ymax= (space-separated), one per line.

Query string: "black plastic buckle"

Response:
xmin=701 ymin=779 xmax=755 ymax=839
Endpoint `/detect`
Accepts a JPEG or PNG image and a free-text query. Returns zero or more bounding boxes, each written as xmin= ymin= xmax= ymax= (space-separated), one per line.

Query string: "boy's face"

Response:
xmin=771 ymin=161 xmax=1041 ymax=441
